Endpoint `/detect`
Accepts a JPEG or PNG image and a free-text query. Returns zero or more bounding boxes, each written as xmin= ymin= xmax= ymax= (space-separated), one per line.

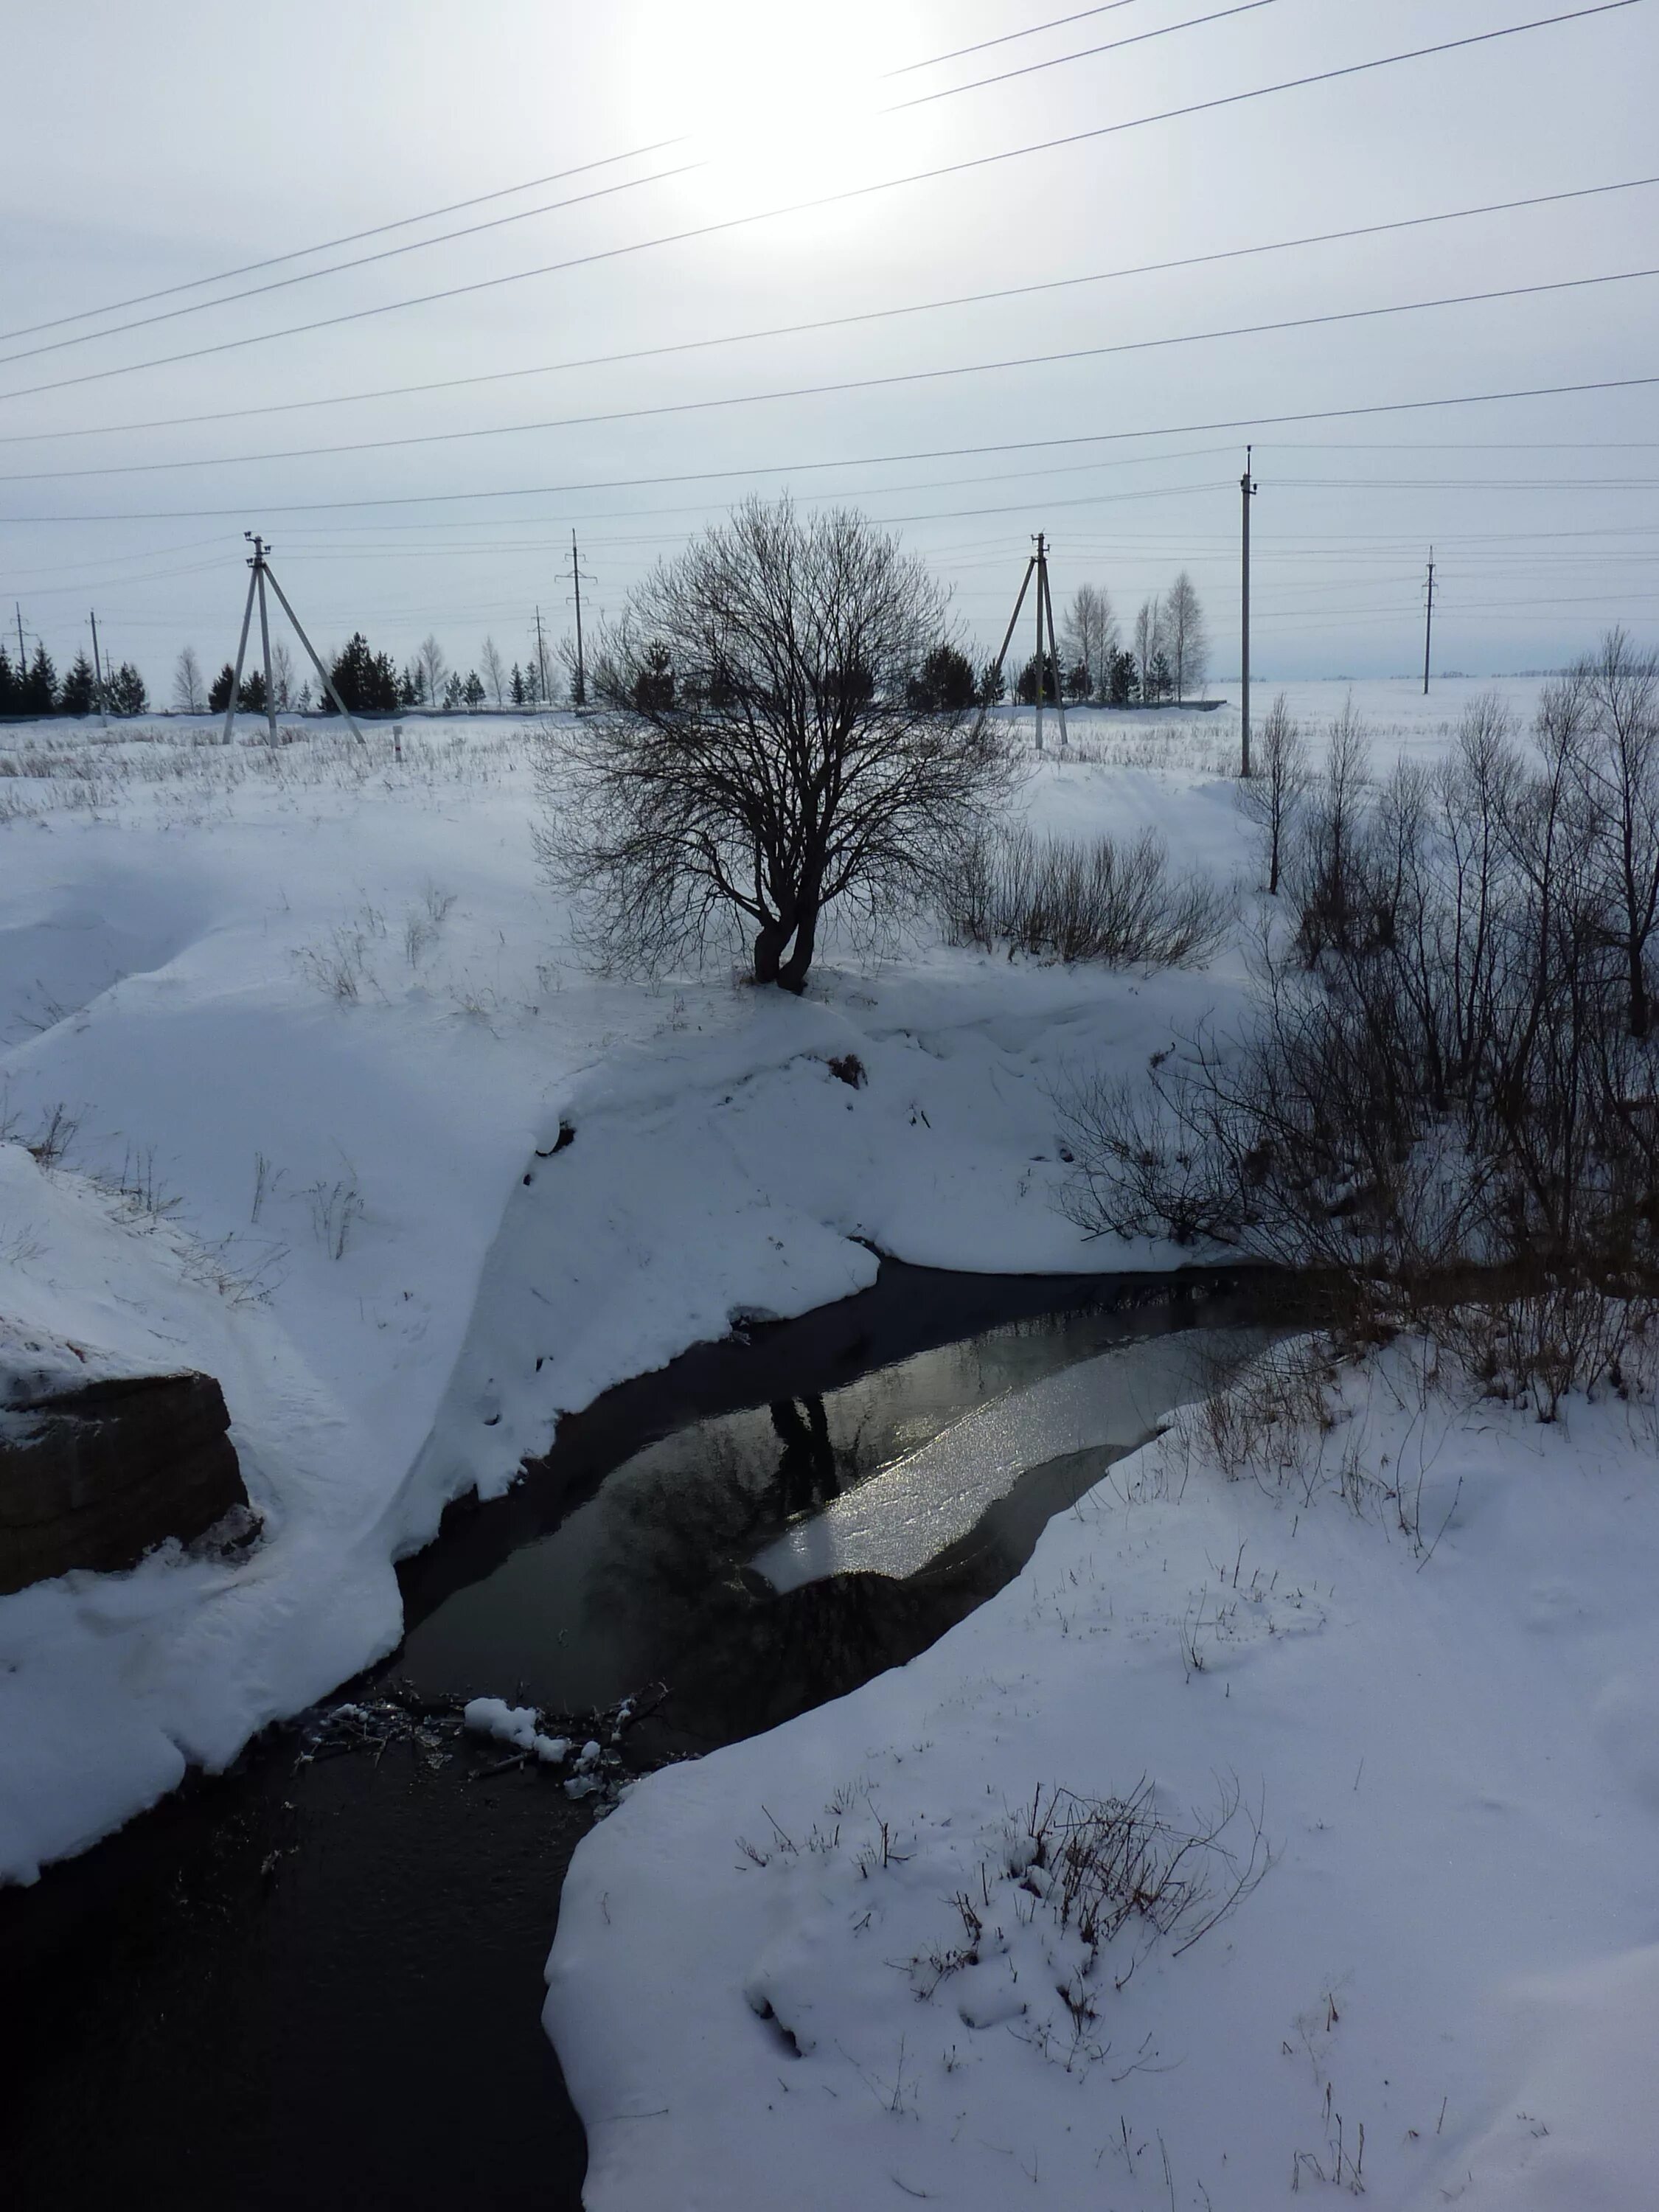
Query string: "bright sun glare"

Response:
xmin=633 ymin=1 xmax=888 ymax=212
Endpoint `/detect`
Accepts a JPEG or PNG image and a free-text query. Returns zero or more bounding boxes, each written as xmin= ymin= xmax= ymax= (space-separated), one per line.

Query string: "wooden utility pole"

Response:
xmin=1422 ymin=549 xmax=1436 ymax=695
xmin=1239 ymin=445 xmax=1258 ymax=777
xmin=222 ymin=533 xmax=364 ymax=744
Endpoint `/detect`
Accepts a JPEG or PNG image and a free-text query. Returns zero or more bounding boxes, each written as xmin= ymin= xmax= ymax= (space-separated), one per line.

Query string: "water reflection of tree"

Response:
xmin=581 ymin=1397 xmax=872 ymax=1676
xmin=770 ymin=1397 xmax=841 ymax=1516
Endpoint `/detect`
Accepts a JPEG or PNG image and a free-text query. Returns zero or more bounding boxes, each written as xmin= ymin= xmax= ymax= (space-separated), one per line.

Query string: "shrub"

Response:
xmin=943 ymin=824 xmax=1228 ymax=968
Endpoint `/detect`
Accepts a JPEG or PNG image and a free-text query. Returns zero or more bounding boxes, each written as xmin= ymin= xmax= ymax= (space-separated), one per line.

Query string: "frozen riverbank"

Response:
xmin=546 ymin=1338 xmax=1659 ymax=2210
xmin=0 ymin=706 xmax=1247 ymax=1879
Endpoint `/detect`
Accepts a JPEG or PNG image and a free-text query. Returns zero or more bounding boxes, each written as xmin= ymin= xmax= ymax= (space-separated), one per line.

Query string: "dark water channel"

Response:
xmin=3 ymin=1262 xmax=1284 ymax=2211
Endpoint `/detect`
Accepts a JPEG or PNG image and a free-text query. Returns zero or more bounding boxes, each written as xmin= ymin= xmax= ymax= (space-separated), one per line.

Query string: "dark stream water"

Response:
xmin=1 ymin=1262 xmax=1283 ymax=2211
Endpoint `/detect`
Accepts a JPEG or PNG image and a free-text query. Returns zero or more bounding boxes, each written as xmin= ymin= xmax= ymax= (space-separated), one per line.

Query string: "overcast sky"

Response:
xmin=4 ymin=0 xmax=1657 ymax=695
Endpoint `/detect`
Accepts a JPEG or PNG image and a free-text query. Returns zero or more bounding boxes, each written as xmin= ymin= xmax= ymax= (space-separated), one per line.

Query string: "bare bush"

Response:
xmin=1287 ymin=695 xmax=1372 ymax=959
xmin=1018 ymin=1776 xmax=1266 ymax=1962
xmin=1431 ymin=1287 xmax=1656 ymax=1422
xmin=306 ymin=1175 xmax=364 ymax=1259
xmin=944 ymin=824 xmax=1228 ymax=968
xmin=1060 ymin=661 xmax=1659 ymax=1293
xmin=1564 ymin=627 xmax=1659 ymax=1038
xmin=536 ymin=498 xmax=1009 ymax=991
xmin=1234 ymin=692 xmax=1311 ymax=894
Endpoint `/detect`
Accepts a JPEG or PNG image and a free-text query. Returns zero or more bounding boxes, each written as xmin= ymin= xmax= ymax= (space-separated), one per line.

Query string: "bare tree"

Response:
xmin=171 ymin=645 xmax=205 ymax=714
xmin=417 ymin=634 xmax=448 ymax=705
xmin=271 ymin=638 xmax=296 ymax=710
xmin=538 ymin=498 xmax=1009 ymax=992
xmin=1568 ymin=627 xmax=1659 ymax=1037
xmin=1061 ymin=584 xmax=1117 ymax=701
xmin=1164 ymin=572 xmax=1209 ymax=703
xmin=481 ymin=636 xmax=507 ymax=709
xmin=1234 ymin=692 xmax=1310 ymax=895
xmin=1133 ymin=596 xmax=1164 ymax=703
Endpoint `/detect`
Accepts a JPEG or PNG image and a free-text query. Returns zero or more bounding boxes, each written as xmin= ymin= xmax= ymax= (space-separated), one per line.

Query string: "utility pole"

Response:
xmin=1239 ymin=445 xmax=1258 ymax=778
xmin=88 ymin=608 xmax=105 ymax=714
xmin=15 ymin=604 xmax=24 ymax=673
xmin=532 ymin=607 xmax=551 ymax=706
xmin=222 ymin=533 xmax=364 ymax=745
xmin=251 ymin=534 xmax=278 ymax=741
xmin=1034 ymin=532 xmax=1049 ymax=754
xmin=1038 ymin=540 xmax=1068 ymax=752
xmin=1422 ymin=549 xmax=1436 ymax=696
xmin=567 ymin=530 xmax=594 ymax=709
xmin=990 ymin=535 xmax=1067 ymax=756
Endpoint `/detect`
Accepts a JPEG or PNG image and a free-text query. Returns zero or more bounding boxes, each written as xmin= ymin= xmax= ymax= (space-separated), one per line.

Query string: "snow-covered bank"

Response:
xmin=545 ymin=1344 xmax=1659 ymax=2210
xmin=0 ymin=706 xmax=1253 ymax=1881
xmin=0 ymin=681 xmax=1556 ymax=1879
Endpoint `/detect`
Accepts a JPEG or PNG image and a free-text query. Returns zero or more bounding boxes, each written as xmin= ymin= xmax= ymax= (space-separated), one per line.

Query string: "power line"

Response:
xmin=0 ymin=142 xmax=693 ymax=349
xmin=8 ymin=371 xmax=1656 ymax=528
xmin=7 ymin=262 xmax=1652 ymax=488
xmin=7 ymin=8 xmax=1165 ymax=346
xmin=7 ymin=173 xmax=1649 ymax=452
xmin=887 ymin=0 xmax=1283 ymax=111
xmin=0 ymin=4 xmax=1637 ymax=406
xmin=0 ymin=5 xmax=1253 ymax=374
xmin=882 ymin=0 xmax=1144 ymax=76
xmin=0 ymin=159 xmax=703 ymax=375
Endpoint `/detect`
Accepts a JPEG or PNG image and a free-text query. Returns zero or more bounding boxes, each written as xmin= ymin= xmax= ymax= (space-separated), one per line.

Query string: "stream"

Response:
xmin=2 ymin=1262 xmax=1287 ymax=2210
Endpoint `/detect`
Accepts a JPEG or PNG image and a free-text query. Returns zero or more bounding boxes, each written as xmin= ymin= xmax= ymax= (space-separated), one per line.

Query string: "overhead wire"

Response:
xmin=0 ymin=2 xmax=1638 ymax=404
xmin=4 ymin=262 xmax=1653 ymax=487
xmin=880 ymin=0 xmax=1145 ymax=75
xmin=0 ymin=141 xmax=694 ymax=349
xmin=5 ymin=172 xmax=1650 ymax=451
xmin=0 ymin=1 xmax=1272 ymax=372
xmin=8 ymin=370 xmax=1659 ymax=527
xmin=7 ymin=4 xmax=1170 ymax=346
xmin=887 ymin=0 xmax=1284 ymax=110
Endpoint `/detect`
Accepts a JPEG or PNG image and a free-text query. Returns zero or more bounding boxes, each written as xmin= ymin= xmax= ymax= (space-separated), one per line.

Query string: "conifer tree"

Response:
xmin=109 ymin=662 xmax=148 ymax=715
xmin=325 ymin=633 xmax=398 ymax=714
xmin=22 ymin=643 xmax=58 ymax=715
xmin=60 ymin=651 xmax=98 ymax=715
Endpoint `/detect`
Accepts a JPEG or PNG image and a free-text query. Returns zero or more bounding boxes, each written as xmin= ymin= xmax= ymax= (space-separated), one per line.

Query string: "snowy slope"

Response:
xmin=0 ymin=703 xmax=1256 ymax=1879
xmin=0 ymin=684 xmax=1552 ymax=1878
xmin=545 ymin=1345 xmax=1659 ymax=2211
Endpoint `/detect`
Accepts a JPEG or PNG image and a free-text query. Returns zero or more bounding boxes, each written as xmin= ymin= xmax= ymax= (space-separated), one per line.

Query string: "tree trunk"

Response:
xmin=777 ymin=900 xmax=820 ymax=995
xmin=752 ymin=916 xmax=787 ymax=987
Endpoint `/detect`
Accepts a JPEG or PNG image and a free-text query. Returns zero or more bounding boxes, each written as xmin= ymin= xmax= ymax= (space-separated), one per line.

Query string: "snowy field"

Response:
xmin=10 ymin=672 xmax=1652 ymax=2208
xmin=0 ymin=678 xmax=1554 ymax=1881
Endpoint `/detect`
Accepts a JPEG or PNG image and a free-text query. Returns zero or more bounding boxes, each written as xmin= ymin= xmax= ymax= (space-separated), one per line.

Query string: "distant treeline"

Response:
xmin=166 ymin=629 xmax=563 ymax=716
xmin=0 ymin=641 xmax=147 ymax=717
